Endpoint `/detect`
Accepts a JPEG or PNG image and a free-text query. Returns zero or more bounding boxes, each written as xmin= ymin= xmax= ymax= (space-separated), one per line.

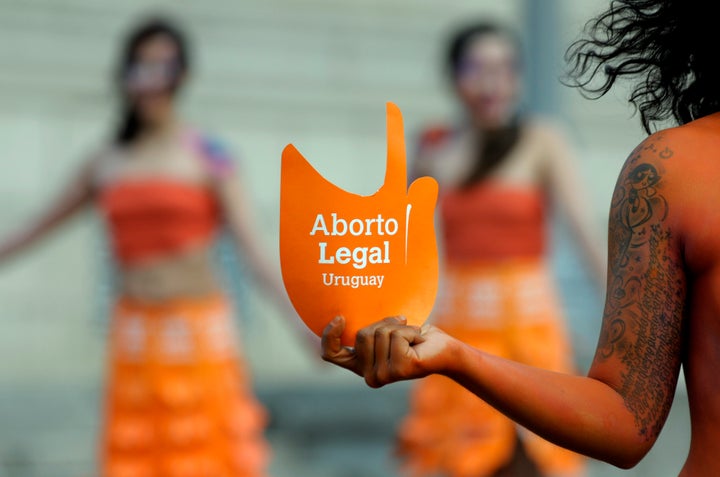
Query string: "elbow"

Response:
xmin=609 ymin=454 xmax=643 ymax=470
xmin=603 ymin=439 xmax=653 ymax=469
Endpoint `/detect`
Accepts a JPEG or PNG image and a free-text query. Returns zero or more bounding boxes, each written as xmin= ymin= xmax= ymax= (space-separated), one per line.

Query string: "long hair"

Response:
xmin=114 ymin=18 xmax=190 ymax=145
xmin=445 ymin=22 xmax=522 ymax=187
xmin=566 ymin=0 xmax=720 ymax=134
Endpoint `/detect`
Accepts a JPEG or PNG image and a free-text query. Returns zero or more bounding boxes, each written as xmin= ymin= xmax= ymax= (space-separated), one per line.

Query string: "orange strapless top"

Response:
xmin=98 ymin=180 xmax=221 ymax=264
xmin=440 ymin=182 xmax=546 ymax=262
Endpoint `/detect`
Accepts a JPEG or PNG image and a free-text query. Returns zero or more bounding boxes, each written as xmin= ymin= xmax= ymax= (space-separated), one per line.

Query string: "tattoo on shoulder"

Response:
xmin=596 ymin=139 xmax=685 ymax=440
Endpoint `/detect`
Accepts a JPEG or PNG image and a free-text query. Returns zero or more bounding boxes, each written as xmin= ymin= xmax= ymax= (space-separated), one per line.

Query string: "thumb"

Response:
xmin=321 ymin=316 xmax=347 ymax=356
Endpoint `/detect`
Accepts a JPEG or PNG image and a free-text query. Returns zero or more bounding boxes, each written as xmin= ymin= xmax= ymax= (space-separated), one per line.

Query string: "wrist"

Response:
xmin=437 ymin=335 xmax=472 ymax=379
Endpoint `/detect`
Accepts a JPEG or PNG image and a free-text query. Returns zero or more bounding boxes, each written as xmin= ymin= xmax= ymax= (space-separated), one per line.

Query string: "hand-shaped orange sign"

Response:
xmin=280 ymin=103 xmax=439 ymax=345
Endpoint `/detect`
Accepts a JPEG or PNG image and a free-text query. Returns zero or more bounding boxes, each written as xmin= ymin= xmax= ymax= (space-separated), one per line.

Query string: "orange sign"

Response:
xmin=280 ymin=103 xmax=439 ymax=345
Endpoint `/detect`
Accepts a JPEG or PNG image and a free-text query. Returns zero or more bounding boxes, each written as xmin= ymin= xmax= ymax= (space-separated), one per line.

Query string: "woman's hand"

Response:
xmin=321 ymin=316 xmax=459 ymax=388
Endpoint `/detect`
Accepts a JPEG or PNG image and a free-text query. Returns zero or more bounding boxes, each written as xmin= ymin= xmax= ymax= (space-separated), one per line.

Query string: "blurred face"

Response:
xmin=123 ymin=33 xmax=184 ymax=125
xmin=453 ymin=34 xmax=520 ymax=129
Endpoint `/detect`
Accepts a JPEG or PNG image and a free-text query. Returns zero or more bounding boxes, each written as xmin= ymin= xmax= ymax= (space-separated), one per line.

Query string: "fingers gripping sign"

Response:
xmin=321 ymin=315 xmax=457 ymax=387
xmin=280 ymin=103 xmax=440 ymax=346
xmin=321 ymin=316 xmax=429 ymax=387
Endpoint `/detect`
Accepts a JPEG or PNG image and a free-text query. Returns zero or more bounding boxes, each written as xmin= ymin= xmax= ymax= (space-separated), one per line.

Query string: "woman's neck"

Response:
xmin=136 ymin=114 xmax=182 ymax=145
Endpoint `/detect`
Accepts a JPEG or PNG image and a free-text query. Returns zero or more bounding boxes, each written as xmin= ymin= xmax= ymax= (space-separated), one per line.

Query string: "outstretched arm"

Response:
xmin=322 ymin=133 xmax=686 ymax=468
xmin=215 ymin=172 xmax=287 ymax=302
xmin=0 ymin=160 xmax=95 ymax=264
xmin=214 ymin=169 xmax=316 ymax=342
xmin=542 ymin=124 xmax=607 ymax=285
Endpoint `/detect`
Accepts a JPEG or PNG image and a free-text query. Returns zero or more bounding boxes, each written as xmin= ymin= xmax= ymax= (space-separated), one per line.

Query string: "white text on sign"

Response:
xmin=310 ymin=213 xmax=400 ymax=288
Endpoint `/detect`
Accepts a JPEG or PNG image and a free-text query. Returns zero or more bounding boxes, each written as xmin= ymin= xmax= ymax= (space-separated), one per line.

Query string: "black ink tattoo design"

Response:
xmin=596 ymin=139 xmax=685 ymax=440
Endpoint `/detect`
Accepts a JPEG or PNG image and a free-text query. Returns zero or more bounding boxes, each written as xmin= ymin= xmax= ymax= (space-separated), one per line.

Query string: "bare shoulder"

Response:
xmin=619 ymin=125 xmax=701 ymax=197
xmin=614 ymin=130 xmax=688 ymax=231
xmin=87 ymin=144 xmax=116 ymax=167
xmin=518 ymin=118 xmax=576 ymax=181
xmin=521 ymin=117 xmax=569 ymax=146
xmin=647 ymin=116 xmax=720 ymax=271
xmin=84 ymin=143 xmax=122 ymax=187
xmin=523 ymin=116 xmax=563 ymax=135
xmin=630 ymin=114 xmax=720 ymax=161
xmin=411 ymin=123 xmax=461 ymax=182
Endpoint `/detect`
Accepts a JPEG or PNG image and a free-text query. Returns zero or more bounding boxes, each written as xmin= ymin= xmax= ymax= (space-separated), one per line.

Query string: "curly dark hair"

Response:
xmin=566 ymin=0 xmax=720 ymax=133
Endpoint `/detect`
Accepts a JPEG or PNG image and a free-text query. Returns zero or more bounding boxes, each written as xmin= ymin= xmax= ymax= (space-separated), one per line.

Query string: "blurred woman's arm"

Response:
xmin=0 ymin=160 xmax=96 ymax=263
xmin=541 ymin=125 xmax=607 ymax=285
xmin=322 ymin=135 xmax=686 ymax=468
xmin=214 ymin=169 xmax=315 ymax=341
xmin=215 ymin=172 xmax=285 ymax=300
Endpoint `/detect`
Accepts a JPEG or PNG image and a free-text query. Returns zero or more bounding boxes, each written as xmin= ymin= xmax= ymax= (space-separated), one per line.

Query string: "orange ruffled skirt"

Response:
xmin=397 ymin=259 xmax=584 ymax=477
xmin=101 ymin=294 xmax=269 ymax=477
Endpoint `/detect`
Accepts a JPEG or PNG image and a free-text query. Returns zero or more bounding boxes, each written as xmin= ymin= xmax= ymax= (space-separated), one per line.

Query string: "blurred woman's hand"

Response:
xmin=321 ymin=316 xmax=459 ymax=388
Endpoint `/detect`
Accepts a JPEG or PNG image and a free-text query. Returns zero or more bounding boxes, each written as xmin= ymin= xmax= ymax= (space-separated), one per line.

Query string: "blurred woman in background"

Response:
xmin=396 ymin=22 xmax=604 ymax=477
xmin=0 ymin=17 xmax=294 ymax=477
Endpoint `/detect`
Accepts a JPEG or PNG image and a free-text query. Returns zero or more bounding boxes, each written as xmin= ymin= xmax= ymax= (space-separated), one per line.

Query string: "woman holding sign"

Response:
xmin=386 ymin=22 xmax=603 ymax=477
xmin=0 ymin=18 xmax=294 ymax=477
xmin=323 ymin=1 xmax=718 ymax=475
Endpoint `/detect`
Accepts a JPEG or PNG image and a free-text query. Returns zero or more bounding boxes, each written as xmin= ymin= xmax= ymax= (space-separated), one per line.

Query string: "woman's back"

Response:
xmin=652 ymin=113 xmax=720 ymax=475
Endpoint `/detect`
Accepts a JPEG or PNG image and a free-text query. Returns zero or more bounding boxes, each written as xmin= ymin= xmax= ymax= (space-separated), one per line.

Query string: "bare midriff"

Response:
xmin=97 ymin=178 xmax=228 ymax=301
xmin=117 ymin=244 xmax=222 ymax=301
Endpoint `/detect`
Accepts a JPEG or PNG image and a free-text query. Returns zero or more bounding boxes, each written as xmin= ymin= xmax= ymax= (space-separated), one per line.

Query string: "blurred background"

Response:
xmin=0 ymin=0 xmax=689 ymax=476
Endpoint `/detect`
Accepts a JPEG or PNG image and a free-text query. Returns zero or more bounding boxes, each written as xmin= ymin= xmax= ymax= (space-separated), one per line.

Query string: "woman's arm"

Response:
xmin=214 ymin=172 xmax=287 ymax=302
xmin=212 ymin=169 xmax=320 ymax=340
xmin=541 ymin=124 xmax=607 ymax=285
xmin=322 ymin=133 xmax=686 ymax=468
xmin=0 ymin=160 xmax=96 ymax=263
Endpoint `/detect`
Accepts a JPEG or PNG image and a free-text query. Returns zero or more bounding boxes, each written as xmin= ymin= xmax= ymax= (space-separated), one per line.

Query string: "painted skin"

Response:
xmin=322 ymin=112 xmax=720 ymax=476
